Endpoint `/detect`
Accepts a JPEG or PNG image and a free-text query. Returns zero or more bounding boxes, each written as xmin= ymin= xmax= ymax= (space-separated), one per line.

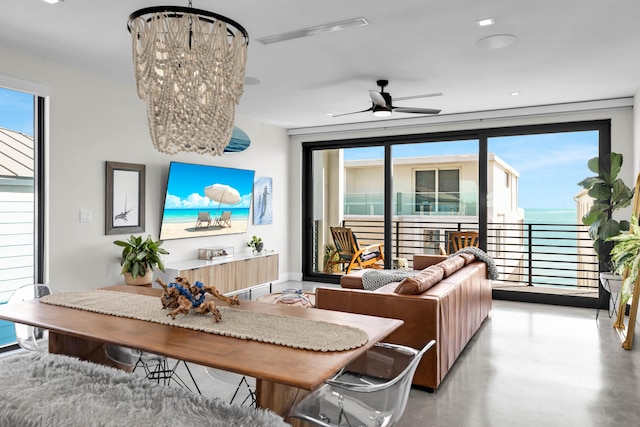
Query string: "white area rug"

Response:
xmin=41 ymin=290 xmax=368 ymax=352
xmin=0 ymin=352 xmax=289 ymax=427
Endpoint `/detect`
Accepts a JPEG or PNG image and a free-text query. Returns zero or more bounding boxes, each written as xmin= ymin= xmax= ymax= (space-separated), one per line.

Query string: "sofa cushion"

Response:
xmin=437 ymin=256 xmax=466 ymax=278
xmin=459 ymin=253 xmax=476 ymax=265
xmin=395 ymin=265 xmax=444 ymax=295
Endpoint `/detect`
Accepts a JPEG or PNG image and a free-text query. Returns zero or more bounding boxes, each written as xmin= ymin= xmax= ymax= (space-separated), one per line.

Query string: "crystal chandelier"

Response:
xmin=127 ymin=2 xmax=249 ymax=155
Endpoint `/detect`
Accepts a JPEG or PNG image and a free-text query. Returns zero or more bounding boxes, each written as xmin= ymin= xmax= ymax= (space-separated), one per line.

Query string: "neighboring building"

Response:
xmin=315 ymin=151 xmax=526 ymax=276
xmin=342 ymin=153 xmax=524 ymax=258
xmin=574 ymin=189 xmax=600 ymax=286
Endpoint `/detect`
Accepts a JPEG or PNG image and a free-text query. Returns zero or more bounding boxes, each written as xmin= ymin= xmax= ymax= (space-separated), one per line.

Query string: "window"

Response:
xmin=0 ymin=86 xmax=45 ymax=350
xmin=415 ymin=169 xmax=460 ymax=214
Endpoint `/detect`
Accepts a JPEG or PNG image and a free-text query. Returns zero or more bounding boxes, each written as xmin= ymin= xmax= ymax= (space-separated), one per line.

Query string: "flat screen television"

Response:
xmin=159 ymin=162 xmax=255 ymax=240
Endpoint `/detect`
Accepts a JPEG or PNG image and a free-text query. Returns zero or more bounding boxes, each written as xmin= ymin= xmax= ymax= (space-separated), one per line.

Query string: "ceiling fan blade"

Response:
xmin=331 ymin=106 xmax=374 ymax=117
xmin=394 ymin=92 xmax=443 ymax=101
xmin=393 ymin=106 xmax=441 ymax=115
xmin=369 ymin=90 xmax=387 ymax=108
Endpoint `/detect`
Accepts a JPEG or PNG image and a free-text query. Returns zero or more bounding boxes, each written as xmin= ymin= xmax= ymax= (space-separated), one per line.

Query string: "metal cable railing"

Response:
xmin=319 ymin=218 xmax=600 ymax=289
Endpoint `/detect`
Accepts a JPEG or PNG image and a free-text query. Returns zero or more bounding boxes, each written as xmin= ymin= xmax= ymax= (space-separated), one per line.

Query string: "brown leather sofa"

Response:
xmin=316 ymin=253 xmax=492 ymax=390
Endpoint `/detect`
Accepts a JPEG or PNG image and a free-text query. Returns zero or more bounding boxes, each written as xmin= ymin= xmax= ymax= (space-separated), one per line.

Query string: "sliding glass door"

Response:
xmin=302 ymin=120 xmax=610 ymax=308
xmin=390 ymin=140 xmax=479 ymax=265
xmin=0 ymin=87 xmax=45 ymax=349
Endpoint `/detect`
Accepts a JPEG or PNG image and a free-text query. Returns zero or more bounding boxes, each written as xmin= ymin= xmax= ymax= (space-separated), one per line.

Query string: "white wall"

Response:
xmin=0 ymin=45 xmax=292 ymax=291
xmin=288 ymin=105 xmax=636 ymax=276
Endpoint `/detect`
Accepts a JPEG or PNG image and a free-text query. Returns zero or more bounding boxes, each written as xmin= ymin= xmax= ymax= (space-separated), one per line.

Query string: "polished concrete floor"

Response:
xmin=28 ymin=280 xmax=636 ymax=426
xmin=398 ymin=298 xmax=640 ymax=427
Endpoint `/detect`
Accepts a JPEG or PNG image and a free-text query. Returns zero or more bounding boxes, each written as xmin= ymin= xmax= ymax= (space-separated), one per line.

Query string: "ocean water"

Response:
xmin=524 ymin=208 xmax=579 ymax=225
xmin=161 ymin=208 xmax=250 ymax=224
xmin=520 ymin=208 xmax=591 ymax=287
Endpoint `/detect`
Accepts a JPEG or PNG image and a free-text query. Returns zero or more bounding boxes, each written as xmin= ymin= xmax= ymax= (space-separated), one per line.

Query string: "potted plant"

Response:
xmin=578 ymin=152 xmax=633 ymax=273
xmin=608 ymin=215 xmax=640 ymax=307
xmin=114 ymin=235 xmax=169 ymax=286
xmin=247 ymin=235 xmax=264 ymax=253
xmin=323 ymin=243 xmax=340 ymax=273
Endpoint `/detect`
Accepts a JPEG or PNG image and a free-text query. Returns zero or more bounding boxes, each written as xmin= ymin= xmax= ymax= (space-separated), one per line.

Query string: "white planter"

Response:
xmin=600 ymin=272 xmax=623 ymax=294
xmin=124 ymin=269 xmax=154 ymax=286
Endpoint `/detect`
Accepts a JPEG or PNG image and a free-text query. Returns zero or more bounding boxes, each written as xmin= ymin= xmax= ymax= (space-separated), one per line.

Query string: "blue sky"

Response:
xmin=164 ymin=162 xmax=255 ymax=209
xmin=0 ymin=87 xmax=34 ymax=136
xmin=344 ymin=131 xmax=598 ymax=209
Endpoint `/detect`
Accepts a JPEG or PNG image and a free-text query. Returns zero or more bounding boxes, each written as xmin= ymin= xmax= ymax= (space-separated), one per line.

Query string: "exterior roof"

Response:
xmin=0 ymin=127 xmax=34 ymax=179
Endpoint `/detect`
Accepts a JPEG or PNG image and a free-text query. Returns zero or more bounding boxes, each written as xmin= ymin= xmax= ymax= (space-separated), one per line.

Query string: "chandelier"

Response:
xmin=127 ymin=2 xmax=249 ymax=155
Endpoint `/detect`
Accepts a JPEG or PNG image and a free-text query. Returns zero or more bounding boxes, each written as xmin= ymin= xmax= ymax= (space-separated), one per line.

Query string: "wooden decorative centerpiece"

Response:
xmin=156 ymin=277 xmax=239 ymax=322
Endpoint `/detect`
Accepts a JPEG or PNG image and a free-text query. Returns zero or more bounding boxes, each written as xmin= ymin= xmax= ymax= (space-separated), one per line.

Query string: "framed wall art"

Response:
xmin=105 ymin=161 xmax=145 ymax=235
xmin=253 ymin=176 xmax=273 ymax=225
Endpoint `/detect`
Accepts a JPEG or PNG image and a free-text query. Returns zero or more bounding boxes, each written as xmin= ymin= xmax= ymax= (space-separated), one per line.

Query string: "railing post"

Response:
xmin=528 ymin=223 xmax=533 ymax=287
xmin=395 ymin=220 xmax=399 ymax=258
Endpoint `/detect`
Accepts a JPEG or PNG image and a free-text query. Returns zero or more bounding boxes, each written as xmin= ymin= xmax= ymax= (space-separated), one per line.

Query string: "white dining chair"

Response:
xmin=7 ymin=284 xmax=52 ymax=352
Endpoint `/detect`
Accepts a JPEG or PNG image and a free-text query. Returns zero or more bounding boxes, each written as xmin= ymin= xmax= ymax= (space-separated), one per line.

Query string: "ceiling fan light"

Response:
xmin=373 ymin=109 xmax=392 ymax=118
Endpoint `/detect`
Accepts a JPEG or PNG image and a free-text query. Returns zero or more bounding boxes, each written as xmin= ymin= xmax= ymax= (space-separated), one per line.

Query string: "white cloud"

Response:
xmin=184 ymin=192 xmax=212 ymax=208
xmin=164 ymin=194 xmax=182 ymax=209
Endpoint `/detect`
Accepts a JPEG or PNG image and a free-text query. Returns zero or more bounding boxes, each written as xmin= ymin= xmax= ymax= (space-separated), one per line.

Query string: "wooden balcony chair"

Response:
xmin=324 ymin=226 xmax=384 ymax=274
xmin=441 ymin=230 xmax=479 ymax=255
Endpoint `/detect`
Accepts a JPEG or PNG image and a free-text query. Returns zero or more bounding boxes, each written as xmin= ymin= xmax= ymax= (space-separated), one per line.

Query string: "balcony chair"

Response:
xmin=7 ymin=284 xmax=52 ymax=352
xmin=288 ymin=340 xmax=436 ymax=427
xmin=215 ymin=211 xmax=232 ymax=228
xmin=104 ymin=345 xmax=201 ymax=394
xmin=324 ymin=226 xmax=384 ymax=274
xmin=195 ymin=211 xmax=211 ymax=229
xmin=440 ymin=230 xmax=479 ymax=255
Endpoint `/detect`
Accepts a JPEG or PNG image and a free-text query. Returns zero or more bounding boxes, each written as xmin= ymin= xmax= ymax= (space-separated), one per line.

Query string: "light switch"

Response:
xmin=80 ymin=209 xmax=92 ymax=222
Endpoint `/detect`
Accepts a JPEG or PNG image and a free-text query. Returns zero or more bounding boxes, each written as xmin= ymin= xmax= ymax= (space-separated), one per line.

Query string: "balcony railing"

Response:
xmin=318 ymin=218 xmax=598 ymax=290
xmin=344 ymin=192 xmax=478 ymax=216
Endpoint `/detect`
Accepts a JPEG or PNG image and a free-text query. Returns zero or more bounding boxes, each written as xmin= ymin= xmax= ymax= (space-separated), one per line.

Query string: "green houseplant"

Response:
xmin=247 ymin=235 xmax=264 ymax=253
xmin=114 ymin=235 xmax=169 ymax=285
xmin=608 ymin=215 xmax=640 ymax=306
xmin=323 ymin=243 xmax=340 ymax=273
xmin=578 ymin=152 xmax=633 ymax=270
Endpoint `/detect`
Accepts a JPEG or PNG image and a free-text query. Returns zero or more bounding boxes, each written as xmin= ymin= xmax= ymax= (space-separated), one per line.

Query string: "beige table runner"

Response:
xmin=40 ymin=290 xmax=368 ymax=352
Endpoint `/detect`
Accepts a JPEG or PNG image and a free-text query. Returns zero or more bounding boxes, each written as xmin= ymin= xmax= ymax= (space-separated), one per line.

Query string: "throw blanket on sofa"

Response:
xmin=451 ymin=246 xmax=499 ymax=280
xmin=362 ymin=269 xmax=418 ymax=291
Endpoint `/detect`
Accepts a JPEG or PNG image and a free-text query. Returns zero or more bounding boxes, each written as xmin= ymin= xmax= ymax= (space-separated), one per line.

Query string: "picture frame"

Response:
xmin=253 ymin=176 xmax=273 ymax=225
xmin=105 ymin=161 xmax=145 ymax=235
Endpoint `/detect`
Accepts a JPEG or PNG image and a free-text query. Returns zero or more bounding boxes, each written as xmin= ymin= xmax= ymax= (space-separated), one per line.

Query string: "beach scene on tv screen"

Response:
xmin=160 ymin=162 xmax=255 ymax=240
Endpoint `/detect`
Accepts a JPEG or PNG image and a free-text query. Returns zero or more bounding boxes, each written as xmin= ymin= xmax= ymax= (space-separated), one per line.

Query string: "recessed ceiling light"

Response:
xmin=42 ymin=0 xmax=63 ymax=4
xmin=510 ymin=92 xmax=521 ymax=96
xmin=257 ymin=17 xmax=369 ymax=45
xmin=477 ymin=18 xmax=495 ymax=27
xmin=476 ymin=34 xmax=517 ymax=50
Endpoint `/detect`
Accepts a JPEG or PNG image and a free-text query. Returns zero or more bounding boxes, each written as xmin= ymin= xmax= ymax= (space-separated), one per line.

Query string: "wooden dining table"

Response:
xmin=0 ymin=285 xmax=403 ymax=425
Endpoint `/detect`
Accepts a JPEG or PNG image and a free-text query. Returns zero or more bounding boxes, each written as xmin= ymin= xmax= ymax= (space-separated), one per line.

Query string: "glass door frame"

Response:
xmin=301 ymin=119 xmax=611 ymax=309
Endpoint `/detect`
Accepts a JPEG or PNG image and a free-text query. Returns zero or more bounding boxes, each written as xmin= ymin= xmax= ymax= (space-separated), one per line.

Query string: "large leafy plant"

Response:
xmin=608 ymin=215 xmax=640 ymax=305
xmin=114 ymin=235 xmax=169 ymax=278
xmin=578 ymin=152 xmax=633 ymax=269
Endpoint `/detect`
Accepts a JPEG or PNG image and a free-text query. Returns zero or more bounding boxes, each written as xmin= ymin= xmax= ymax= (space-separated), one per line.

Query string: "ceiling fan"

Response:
xmin=333 ymin=79 xmax=442 ymax=118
